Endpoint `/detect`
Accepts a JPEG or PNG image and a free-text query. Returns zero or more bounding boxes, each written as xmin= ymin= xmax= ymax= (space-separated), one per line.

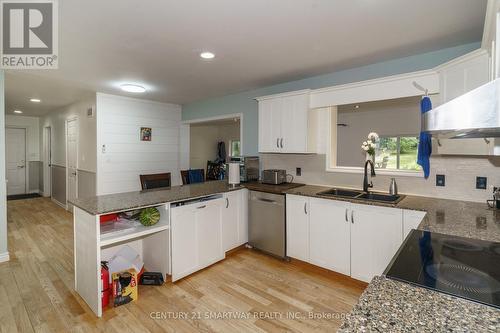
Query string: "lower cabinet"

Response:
xmin=171 ymin=197 xmax=225 ymax=281
xmin=403 ymin=209 xmax=426 ymax=239
xmin=286 ymin=195 xmax=404 ymax=283
xmin=286 ymin=195 xmax=310 ymax=261
xmin=350 ymin=204 xmax=403 ymax=282
xmin=309 ymin=198 xmax=351 ymax=276
xmin=222 ymin=189 xmax=249 ymax=252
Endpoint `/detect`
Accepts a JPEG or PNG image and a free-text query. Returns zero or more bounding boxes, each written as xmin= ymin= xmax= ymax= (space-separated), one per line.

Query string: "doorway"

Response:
xmin=6 ymin=127 xmax=27 ymax=196
xmin=66 ymin=118 xmax=78 ymax=209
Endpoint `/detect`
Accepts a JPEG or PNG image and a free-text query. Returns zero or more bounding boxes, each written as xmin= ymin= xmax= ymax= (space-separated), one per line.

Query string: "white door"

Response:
xmin=171 ymin=205 xmax=198 ymax=281
xmin=350 ymin=204 xmax=403 ymax=282
xmin=43 ymin=127 xmax=52 ymax=197
xmin=281 ymin=94 xmax=309 ymax=153
xmin=222 ymin=191 xmax=240 ymax=251
xmin=309 ymin=198 xmax=351 ymax=276
xmin=286 ymin=195 xmax=309 ymax=261
xmin=196 ymin=199 xmax=224 ymax=267
xmin=6 ymin=128 xmax=26 ymax=195
xmin=67 ymin=119 xmax=78 ymax=207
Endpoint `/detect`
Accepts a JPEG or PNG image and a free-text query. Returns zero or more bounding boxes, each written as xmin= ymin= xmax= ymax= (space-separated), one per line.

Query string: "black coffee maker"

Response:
xmin=487 ymin=187 xmax=500 ymax=209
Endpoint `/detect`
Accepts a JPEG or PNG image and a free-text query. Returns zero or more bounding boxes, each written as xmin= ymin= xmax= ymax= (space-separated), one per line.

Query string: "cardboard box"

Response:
xmin=112 ymin=268 xmax=138 ymax=307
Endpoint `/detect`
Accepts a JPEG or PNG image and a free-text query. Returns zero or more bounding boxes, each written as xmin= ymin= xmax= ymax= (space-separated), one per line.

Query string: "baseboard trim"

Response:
xmin=0 ymin=252 xmax=10 ymax=263
xmin=51 ymin=198 xmax=67 ymax=210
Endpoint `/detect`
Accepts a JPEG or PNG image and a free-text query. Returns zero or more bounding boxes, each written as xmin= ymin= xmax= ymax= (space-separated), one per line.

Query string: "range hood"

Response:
xmin=422 ymin=78 xmax=500 ymax=139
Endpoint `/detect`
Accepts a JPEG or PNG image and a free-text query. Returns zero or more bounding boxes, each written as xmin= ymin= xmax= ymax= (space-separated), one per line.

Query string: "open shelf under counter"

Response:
xmin=100 ymin=220 xmax=170 ymax=247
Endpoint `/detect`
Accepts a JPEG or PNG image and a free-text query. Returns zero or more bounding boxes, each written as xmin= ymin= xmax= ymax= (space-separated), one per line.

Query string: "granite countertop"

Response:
xmin=243 ymin=181 xmax=305 ymax=194
xmin=71 ymin=180 xmax=306 ymax=215
xmin=285 ymin=185 xmax=500 ymax=243
xmin=70 ymin=180 xmax=242 ymax=215
xmin=338 ymin=276 xmax=500 ymax=333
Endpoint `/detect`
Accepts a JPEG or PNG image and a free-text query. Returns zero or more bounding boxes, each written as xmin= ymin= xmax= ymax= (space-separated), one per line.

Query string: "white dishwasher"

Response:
xmin=170 ymin=195 xmax=224 ymax=281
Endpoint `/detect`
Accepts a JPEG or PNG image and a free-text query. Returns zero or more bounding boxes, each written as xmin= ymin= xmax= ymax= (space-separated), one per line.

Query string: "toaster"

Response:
xmin=262 ymin=169 xmax=287 ymax=185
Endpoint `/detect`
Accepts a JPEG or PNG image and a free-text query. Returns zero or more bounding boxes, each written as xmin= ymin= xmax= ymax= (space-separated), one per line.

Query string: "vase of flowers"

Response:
xmin=361 ymin=132 xmax=379 ymax=162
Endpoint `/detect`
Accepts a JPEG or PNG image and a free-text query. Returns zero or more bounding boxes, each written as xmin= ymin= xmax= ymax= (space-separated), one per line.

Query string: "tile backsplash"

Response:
xmin=261 ymin=154 xmax=500 ymax=203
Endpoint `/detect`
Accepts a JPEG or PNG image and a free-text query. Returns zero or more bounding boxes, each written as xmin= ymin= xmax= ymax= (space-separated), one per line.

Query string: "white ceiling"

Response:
xmin=5 ymin=0 xmax=487 ymax=116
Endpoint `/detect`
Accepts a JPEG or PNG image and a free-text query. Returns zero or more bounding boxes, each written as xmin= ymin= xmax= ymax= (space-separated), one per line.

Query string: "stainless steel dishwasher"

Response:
xmin=248 ymin=190 xmax=286 ymax=258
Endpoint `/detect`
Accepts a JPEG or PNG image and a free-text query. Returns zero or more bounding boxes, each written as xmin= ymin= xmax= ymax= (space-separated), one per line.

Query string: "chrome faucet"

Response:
xmin=363 ymin=160 xmax=376 ymax=192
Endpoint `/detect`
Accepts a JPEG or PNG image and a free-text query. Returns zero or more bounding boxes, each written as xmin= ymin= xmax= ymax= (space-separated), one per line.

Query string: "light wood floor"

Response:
xmin=2 ymin=198 xmax=365 ymax=333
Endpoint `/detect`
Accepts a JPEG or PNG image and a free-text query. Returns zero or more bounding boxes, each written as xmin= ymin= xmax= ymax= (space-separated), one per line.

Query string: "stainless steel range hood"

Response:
xmin=422 ymin=79 xmax=500 ymax=139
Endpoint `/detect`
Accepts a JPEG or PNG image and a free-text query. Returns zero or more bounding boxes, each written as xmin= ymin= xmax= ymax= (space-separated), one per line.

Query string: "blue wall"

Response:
xmin=183 ymin=42 xmax=481 ymax=155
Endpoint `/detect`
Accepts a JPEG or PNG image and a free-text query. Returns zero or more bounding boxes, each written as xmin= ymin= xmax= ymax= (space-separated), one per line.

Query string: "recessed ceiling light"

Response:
xmin=30 ymin=98 xmax=41 ymax=103
xmin=200 ymin=52 xmax=215 ymax=59
xmin=14 ymin=110 xmax=23 ymax=114
xmin=120 ymin=84 xmax=146 ymax=93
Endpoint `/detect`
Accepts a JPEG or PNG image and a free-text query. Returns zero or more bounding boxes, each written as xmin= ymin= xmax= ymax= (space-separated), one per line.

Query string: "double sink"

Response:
xmin=317 ymin=188 xmax=404 ymax=204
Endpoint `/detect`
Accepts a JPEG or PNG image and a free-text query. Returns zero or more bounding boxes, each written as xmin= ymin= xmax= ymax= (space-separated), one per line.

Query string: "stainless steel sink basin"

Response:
xmin=357 ymin=192 xmax=402 ymax=203
xmin=317 ymin=188 xmax=404 ymax=204
xmin=317 ymin=188 xmax=363 ymax=198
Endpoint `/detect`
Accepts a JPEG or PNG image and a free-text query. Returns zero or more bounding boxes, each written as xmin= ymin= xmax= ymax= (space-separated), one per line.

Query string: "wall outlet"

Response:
xmin=476 ymin=176 xmax=487 ymax=190
xmin=296 ymin=167 xmax=302 ymax=176
xmin=436 ymin=174 xmax=445 ymax=187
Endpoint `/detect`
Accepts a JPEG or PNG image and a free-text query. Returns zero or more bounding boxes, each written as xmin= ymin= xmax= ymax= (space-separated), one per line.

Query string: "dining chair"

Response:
xmin=139 ymin=172 xmax=171 ymax=190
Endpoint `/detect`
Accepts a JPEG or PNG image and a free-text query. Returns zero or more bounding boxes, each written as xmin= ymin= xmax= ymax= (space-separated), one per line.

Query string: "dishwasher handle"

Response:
xmin=256 ymin=197 xmax=276 ymax=203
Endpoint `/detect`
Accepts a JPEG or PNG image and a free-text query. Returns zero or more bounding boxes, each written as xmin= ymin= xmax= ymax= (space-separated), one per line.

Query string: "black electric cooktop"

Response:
xmin=385 ymin=230 xmax=500 ymax=309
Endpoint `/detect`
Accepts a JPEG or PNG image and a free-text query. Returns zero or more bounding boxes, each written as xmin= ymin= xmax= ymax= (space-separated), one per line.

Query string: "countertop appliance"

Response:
xmin=229 ymin=156 xmax=259 ymax=182
xmin=248 ymin=190 xmax=286 ymax=258
xmin=385 ymin=230 xmax=500 ymax=309
xmin=262 ymin=169 xmax=287 ymax=185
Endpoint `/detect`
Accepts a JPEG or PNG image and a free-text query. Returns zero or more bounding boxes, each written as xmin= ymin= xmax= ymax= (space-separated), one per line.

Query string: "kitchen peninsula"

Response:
xmin=71 ymin=180 xmax=247 ymax=317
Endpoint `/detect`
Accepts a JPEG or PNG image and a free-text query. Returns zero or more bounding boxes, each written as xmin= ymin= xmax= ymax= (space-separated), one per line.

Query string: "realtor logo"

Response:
xmin=1 ymin=0 xmax=58 ymax=69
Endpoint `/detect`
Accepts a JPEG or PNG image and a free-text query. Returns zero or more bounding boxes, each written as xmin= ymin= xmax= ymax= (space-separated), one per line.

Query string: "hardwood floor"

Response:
xmin=2 ymin=198 xmax=365 ymax=333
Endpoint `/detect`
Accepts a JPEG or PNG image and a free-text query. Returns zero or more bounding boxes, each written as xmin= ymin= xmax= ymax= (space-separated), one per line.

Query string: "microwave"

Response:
xmin=229 ymin=156 xmax=259 ymax=182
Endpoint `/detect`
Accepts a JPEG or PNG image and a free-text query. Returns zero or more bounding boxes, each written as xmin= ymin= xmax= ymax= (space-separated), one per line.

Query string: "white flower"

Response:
xmin=362 ymin=146 xmax=369 ymax=151
xmin=362 ymin=141 xmax=367 ymax=146
xmin=367 ymin=139 xmax=372 ymax=144
xmin=369 ymin=142 xmax=376 ymax=148
xmin=368 ymin=132 xmax=379 ymax=142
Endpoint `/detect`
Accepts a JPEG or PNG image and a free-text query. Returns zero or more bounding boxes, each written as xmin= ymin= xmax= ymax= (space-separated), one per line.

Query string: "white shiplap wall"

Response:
xmin=96 ymin=93 xmax=182 ymax=195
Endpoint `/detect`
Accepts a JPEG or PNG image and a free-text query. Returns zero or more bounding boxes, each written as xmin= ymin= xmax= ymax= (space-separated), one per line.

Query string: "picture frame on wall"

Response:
xmin=140 ymin=127 xmax=152 ymax=141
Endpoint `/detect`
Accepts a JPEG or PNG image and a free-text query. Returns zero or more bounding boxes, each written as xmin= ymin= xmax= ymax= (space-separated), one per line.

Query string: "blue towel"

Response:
xmin=417 ymin=97 xmax=432 ymax=178
xmin=188 ymin=169 xmax=204 ymax=184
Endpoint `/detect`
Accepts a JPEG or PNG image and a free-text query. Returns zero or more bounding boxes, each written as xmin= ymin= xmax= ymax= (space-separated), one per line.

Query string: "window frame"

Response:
xmin=375 ymin=135 xmax=421 ymax=172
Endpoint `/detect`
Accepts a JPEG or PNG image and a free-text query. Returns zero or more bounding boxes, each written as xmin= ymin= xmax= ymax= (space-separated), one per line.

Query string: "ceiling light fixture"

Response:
xmin=120 ymin=84 xmax=146 ymax=93
xmin=200 ymin=52 xmax=215 ymax=59
xmin=14 ymin=110 xmax=23 ymax=114
xmin=30 ymin=98 xmax=41 ymax=103
xmin=354 ymin=105 xmax=360 ymax=109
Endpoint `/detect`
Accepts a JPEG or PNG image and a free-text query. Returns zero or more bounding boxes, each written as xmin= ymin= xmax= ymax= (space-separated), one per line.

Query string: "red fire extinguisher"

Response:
xmin=101 ymin=261 xmax=110 ymax=308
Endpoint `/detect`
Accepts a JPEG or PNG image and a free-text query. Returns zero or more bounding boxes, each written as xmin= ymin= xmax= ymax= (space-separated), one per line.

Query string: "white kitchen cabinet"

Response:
xmin=309 ymin=198 xmax=351 ymax=276
xmin=286 ymin=194 xmax=309 ymax=261
xmin=350 ymin=204 xmax=403 ymax=283
xmin=257 ymin=90 xmax=317 ymax=154
xmin=437 ymin=50 xmax=492 ymax=155
xmin=222 ymin=189 xmax=248 ymax=252
xmin=403 ymin=209 xmax=426 ymax=240
xmin=171 ymin=197 xmax=225 ymax=281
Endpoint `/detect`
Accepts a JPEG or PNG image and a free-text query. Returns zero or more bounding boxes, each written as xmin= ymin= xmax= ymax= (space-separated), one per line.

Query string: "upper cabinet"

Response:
xmin=257 ymin=90 xmax=317 ymax=154
xmin=436 ymin=50 xmax=493 ymax=155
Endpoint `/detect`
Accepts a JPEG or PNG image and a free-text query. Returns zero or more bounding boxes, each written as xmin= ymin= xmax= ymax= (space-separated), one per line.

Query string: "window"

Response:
xmin=230 ymin=140 xmax=241 ymax=157
xmin=375 ymin=136 xmax=420 ymax=171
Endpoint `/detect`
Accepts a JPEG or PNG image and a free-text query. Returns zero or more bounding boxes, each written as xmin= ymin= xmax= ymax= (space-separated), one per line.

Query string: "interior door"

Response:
xmin=6 ymin=128 xmax=26 ymax=195
xmin=67 ymin=119 xmax=78 ymax=207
